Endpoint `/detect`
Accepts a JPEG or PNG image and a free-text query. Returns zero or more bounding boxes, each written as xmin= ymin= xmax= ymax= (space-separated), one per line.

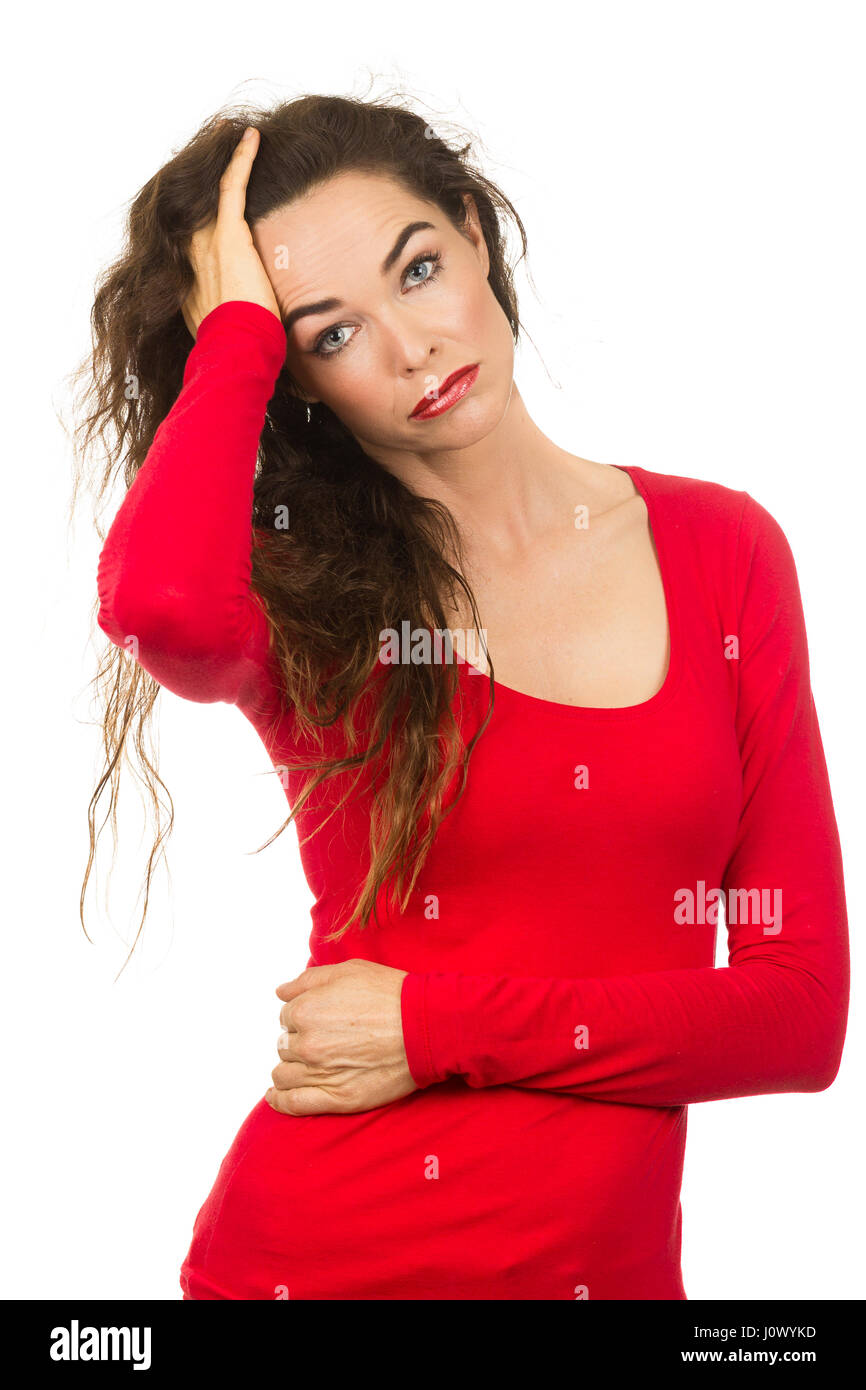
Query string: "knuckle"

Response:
xmin=292 ymin=999 xmax=312 ymax=1029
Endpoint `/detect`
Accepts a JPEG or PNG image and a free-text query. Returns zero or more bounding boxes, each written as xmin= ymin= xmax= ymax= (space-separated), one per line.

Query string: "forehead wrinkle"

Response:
xmin=258 ymin=184 xmax=440 ymax=330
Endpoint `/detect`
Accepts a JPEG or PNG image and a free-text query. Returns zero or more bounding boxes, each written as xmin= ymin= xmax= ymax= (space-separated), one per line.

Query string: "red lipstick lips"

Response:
xmin=410 ymin=364 xmax=479 ymax=420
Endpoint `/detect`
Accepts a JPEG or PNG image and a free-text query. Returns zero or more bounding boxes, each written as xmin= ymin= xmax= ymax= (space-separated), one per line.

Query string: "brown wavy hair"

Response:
xmin=70 ymin=89 xmax=529 ymax=974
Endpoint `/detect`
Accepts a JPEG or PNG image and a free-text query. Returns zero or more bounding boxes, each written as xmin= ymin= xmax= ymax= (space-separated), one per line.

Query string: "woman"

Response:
xmin=78 ymin=93 xmax=850 ymax=1300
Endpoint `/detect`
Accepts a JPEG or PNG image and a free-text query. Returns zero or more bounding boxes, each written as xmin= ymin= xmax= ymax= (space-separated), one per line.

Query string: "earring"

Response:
xmin=305 ymin=403 xmax=311 ymax=425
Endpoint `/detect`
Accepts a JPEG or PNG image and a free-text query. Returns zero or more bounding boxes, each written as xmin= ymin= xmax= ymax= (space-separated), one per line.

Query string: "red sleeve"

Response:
xmin=400 ymin=493 xmax=850 ymax=1106
xmin=96 ymin=299 xmax=287 ymax=706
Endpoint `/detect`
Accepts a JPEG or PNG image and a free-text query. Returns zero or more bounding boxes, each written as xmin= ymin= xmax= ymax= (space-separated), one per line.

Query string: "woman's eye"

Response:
xmin=402 ymin=251 xmax=443 ymax=291
xmin=405 ymin=257 xmax=436 ymax=286
xmin=312 ymin=250 xmax=443 ymax=358
xmin=316 ymin=326 xmax=353 ymax=355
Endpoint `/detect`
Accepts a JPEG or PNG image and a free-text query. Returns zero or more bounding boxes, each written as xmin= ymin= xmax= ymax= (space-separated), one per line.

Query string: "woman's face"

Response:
xmin=250 ymin=171 xmax=515 ymax=456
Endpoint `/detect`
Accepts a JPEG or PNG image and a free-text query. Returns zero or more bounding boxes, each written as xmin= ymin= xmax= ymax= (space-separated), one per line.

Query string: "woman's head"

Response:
xmin=250 ymin=168 xmax=515 ymax=456
xmin=73 ymin=92 xmax=529 ymax=970
xmin=151 ymin=97 xmax=524 ymax=447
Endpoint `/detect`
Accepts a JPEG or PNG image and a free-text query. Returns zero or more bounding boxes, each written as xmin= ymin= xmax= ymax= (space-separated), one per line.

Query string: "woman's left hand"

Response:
xmin=266 ymin=959 xmax=419 ymax=1115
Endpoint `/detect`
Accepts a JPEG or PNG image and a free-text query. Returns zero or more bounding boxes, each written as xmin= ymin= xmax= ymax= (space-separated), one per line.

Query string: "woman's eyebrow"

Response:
xmin=281 ymin=220 xmax=436 ymax=333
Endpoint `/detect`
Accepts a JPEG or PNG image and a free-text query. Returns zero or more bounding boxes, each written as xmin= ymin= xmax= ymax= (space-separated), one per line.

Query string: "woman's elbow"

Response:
xmin=799 ymin=1013 xmax=847 ymax=1092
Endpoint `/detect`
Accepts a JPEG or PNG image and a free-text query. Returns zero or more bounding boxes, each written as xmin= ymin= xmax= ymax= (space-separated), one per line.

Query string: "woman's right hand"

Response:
xmin=181 ymin=127 xmax=282 ymax=339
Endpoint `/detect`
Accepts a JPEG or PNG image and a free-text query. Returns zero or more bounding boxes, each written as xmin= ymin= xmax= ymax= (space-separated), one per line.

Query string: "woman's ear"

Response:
xmin=460 ymin=193 xmax=489 ymax=277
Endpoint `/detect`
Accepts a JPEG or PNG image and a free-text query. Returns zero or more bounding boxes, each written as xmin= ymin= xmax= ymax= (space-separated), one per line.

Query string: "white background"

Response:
xmin=2 ymin=0 xmax=862 ymax=1300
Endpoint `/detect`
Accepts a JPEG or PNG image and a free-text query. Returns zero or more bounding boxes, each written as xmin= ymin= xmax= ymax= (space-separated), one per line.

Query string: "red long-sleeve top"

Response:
xmin=96 ymin=300 xmax=850 ymax=1300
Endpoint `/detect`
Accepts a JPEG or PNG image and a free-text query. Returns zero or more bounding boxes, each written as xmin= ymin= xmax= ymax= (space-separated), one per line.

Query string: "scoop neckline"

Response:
xmin=452 ymin=462 xmax=682 ymax=720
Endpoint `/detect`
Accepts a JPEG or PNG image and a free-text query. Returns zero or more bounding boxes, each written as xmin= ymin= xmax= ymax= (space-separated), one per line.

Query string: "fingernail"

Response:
xmin=243 ymin=126 xmax=256 ymax=140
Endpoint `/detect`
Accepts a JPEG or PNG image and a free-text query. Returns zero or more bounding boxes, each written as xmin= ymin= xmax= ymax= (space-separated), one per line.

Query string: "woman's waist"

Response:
xmin=223 ymin=1079 xmax=688 ymax=1232
xmin=184 ymin=1082 xmax=687 ymax=1299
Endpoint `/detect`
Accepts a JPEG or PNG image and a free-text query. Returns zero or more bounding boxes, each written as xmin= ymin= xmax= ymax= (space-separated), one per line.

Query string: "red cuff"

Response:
xmin=401 ymin=973 xmax=437 ymax=1087
xmin=189 ymin=300 xmax=287 ymax=380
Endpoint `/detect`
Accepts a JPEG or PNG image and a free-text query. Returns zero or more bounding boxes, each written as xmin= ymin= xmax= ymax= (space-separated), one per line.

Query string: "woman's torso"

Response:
xmin=180 ymin=461 xmax=745 ymax=1301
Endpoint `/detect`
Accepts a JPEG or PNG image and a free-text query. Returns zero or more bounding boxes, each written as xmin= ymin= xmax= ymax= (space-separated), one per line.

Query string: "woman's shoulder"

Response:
xmin=621 ymin=461 xmax=778 ymax=546
xmin=622 ymin=464 xmax=806 ymax=615
xmin=624 ymin=461 xmax=747 ymax=512
xmin=630 ymin=463 xmax=795 ymax=550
